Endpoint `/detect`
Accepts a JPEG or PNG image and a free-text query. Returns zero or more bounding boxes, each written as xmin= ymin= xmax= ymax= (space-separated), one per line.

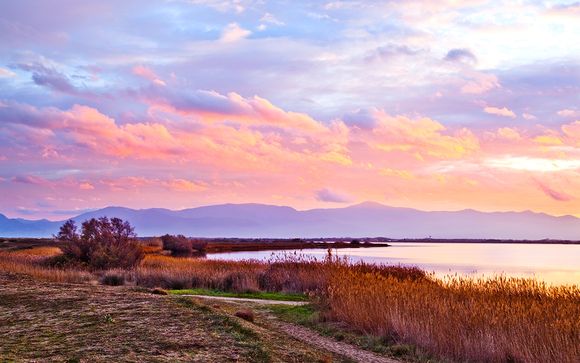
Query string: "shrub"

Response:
xmin=150 ymin=287 xmax=168 ymax=295
xmin=161 ymin=234 xmax=192 ymax=255
xmin=100 ymin=269 xmax=126 ymax=286
xmin=190 ymin=238 xmax=208 ymax=253
xmin=161 ymin=234 xmax=207 ymax=256
xmin=234 ymin=309 xmax=255 ymax=322
xmin=56 ymin=217 xmax=144 ymax=270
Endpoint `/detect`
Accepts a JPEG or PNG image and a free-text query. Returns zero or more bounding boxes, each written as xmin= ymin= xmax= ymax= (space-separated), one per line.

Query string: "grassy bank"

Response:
xmin=169 ymin=288 xmax=307 ymax=301
xmin=1 ymin=245 xmax=578 ymax=362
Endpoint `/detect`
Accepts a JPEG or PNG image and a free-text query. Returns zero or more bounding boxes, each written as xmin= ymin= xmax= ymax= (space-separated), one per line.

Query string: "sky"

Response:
xmin=0 ymin=0 xmax=579 ymax=220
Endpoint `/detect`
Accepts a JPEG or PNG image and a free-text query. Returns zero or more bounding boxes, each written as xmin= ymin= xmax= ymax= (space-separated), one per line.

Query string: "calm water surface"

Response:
xmin=207 ymin=243 xmax=580 ymax=285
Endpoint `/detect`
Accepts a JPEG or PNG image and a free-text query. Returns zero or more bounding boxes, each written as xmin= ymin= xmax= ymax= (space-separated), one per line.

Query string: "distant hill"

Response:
xmin=1 ymin=202 xmax=579 ymax=239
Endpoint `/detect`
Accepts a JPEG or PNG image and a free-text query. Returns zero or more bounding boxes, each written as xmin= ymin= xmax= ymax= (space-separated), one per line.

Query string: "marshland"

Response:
xmin=1 ymin=219 xmax=578 ymax=362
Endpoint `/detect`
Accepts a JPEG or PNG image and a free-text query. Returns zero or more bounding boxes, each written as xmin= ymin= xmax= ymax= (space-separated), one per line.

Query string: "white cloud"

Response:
xmin=220 ymin=23 xmax=251 ymax=42
xmin=484 ymin=106 xmax=516 ymax=118
xmin=260 ymin=12 xmax=284 ymax=26
xmin=557 ymin=109 xmax=579 ymax=118
xmin=486 ymin=157 xmax=580 ymax=172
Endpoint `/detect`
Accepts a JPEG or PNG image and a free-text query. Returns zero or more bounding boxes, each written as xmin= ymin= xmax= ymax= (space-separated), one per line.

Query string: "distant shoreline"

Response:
xmin=1 ymin=237 xmax=579 ymax=254
xmin=387 ymin=239 xmax=580 ymax=245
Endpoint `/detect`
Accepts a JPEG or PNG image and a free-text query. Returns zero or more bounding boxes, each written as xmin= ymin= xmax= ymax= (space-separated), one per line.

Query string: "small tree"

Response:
xmin=56 ymin=217 xmax=144 ymax=269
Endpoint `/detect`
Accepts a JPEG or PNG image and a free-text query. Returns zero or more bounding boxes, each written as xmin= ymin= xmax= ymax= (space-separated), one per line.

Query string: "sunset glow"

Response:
xmin=1 ymin=0 xmax=579 ymax=219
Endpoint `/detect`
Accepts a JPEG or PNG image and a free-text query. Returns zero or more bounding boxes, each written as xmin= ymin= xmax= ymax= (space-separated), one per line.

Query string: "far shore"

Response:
xmin=1 ymin=237 xmax=579 ymax=254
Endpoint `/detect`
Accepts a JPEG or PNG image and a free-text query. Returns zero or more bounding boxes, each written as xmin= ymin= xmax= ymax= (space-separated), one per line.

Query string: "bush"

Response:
xmin=56 ymin=217 xmax=144 ymax=270
xmin=100 ymin=270 xmax=126 ymax=286
xmin=161 ymin=234 xmax=207 ymax=255
xmin=160 ymin=234 xmax=192 ymax=255
xmin=190 ymin=238 xmax=208 ymax=253
xmin=234 ymin=309 xmax=255 ymax=322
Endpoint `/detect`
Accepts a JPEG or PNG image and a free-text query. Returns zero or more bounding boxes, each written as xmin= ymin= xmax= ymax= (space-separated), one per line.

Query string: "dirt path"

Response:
xmin=272 ymin=320 xmax=399 ymax=363
xmin=187 ymin=295 xmax=400 ymax=363
xmin=181 ymin=294 xmax=308 ymax=305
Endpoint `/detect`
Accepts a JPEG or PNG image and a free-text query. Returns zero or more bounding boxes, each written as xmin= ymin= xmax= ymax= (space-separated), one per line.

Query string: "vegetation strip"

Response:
xmin=169 ymin=288 xmax=307 ymax=301
xmin=269 ymin=305 xmax=434 ymax=362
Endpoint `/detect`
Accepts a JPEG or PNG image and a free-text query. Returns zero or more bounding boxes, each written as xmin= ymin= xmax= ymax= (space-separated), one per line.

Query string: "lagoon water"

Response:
xmin=208 ymin=242 xmax=580 ymax=286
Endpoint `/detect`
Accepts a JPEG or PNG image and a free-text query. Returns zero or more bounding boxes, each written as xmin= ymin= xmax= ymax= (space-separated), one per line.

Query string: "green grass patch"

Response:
xmin=269 ymin=304 xmax=317 ymax=325
xmin=169 ymin=288 xmax=307 ymax=302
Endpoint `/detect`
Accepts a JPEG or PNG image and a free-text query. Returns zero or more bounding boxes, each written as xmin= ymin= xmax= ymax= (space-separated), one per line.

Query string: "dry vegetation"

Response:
xmin=0 ymin=243 xmax=578 ymax=362
xmin=0 ymin=273 xmax=344 ymax=362
xmin=324 ymin=268 xmax=580 ymax=363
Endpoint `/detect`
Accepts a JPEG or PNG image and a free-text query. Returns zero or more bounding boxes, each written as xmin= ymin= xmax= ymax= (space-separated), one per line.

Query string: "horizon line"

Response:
xmin=2 ymin=201 xmax=578 ymax=222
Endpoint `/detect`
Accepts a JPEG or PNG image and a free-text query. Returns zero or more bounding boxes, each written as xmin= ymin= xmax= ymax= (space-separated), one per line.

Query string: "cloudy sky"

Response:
xmin=1 ymin=0 xmax=579 ymax=220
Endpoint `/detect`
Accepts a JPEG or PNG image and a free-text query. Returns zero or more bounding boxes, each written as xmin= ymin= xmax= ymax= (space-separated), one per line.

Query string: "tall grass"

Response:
xmin=0 ymin=248 xmax=92 ymax=283
xmin=322 ymin=269 xmax=580 ymax=363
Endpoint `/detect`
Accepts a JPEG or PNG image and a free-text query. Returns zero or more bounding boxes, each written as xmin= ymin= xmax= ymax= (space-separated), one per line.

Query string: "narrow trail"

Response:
xmin=270 ymin=319 xmax=399 ymax=363
xmin=181 ymin=294 xmax=308 ymax=305
xmin=188 ymin=295 xmax=401 ymax=363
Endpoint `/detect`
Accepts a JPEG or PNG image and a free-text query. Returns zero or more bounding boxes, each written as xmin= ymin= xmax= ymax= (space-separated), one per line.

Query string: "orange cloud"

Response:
xmin=369 ymin=111 xmax=479 ymax=159
xmin=164 ymin=179 xmax=207 ymax=192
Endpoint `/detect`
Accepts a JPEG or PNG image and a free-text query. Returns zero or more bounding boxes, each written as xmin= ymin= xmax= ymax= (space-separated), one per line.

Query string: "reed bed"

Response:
xmin=323 ymin=269 xmax=580 ymax=363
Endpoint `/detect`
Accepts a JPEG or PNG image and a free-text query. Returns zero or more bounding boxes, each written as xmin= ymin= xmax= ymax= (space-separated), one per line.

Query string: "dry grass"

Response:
xmin=134 ymin=254 xmax=266 ymax=291
xmin=0 ymin=247 xmax=92 ymax=283
xmin=323 ymin=269 xmax=580 ymax=363
xmin=0 ymin=273 xmax=266 ymax=362
xmin=1 ymin=246 xmax=578 ymax=362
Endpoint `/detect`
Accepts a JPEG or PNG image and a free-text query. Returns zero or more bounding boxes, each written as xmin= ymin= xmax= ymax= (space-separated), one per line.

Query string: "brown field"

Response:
xmin=0 ymin=272 xmax=357 ymax=362
xmin=0 ymin=244 xmax=578 ymax=362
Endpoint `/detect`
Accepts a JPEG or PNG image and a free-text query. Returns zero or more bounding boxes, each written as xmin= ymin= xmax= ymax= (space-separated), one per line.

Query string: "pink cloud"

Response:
xmin=132 ymin=65 xmax=166 ymax=86
xmin=3 ymin=95 xmax=580 ymax=219
xmin=461 ymin=73 xmax=500 ymax=94
xmin=536 ymin=181 xmax=573 ymax=202
xmin=79 ymin=182 xmax=95 ymax=190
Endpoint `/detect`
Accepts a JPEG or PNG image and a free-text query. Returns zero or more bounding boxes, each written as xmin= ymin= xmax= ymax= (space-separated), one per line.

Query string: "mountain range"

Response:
xmin=1 ymin=202 xmax=579 ymax=240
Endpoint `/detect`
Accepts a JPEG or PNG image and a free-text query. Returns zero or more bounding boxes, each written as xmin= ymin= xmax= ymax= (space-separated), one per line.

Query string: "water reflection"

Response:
xmin=207 ymin=242 xmax=580 ymax=286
